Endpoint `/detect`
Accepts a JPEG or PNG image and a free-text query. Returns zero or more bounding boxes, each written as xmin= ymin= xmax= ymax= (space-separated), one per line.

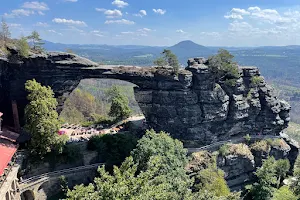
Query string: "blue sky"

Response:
xmin=1 ymin=0 xmax=300 ymax=46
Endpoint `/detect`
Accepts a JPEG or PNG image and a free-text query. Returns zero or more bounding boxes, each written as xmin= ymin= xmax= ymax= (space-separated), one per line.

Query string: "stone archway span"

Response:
xmin=0 ymin=52 xmax=291 ymax=144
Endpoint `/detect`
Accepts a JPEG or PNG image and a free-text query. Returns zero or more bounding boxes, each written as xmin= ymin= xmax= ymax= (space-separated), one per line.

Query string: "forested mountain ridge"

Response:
xmin=43 ymin=40 xmax=300 ymax=85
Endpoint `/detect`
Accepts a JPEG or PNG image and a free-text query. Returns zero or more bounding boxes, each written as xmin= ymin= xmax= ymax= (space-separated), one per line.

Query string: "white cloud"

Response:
xmin=4 ymin=1 xmax=48 ymax=18
xmin=137 ymin=33 xmax=147 ymax=37
xmin=224 ymin=6 xmax=297 ymax=25
xmin=96 ymin=8 xmax=122 ymax=18
xmin=91 ymin=30 xmax=101 ymax=33
xmin=105 ymin=19 xmax=135 ymax=25
xmin=48 ymin=30 xmax=63 ymax=35
xmin=119 ymin=28 xmax=152 ymax=37
xmin=95 ymin=8 xmax=107 ymax=12
xmin=64 ymin=0 xmax=78 ymax=2
xmin=248 ymin=7 xmax=261 ymax=12
xmin=35 ymin=22 xmax=49 ymax=27
xmin=284 ymin=10 xmax=300 ymax=17
xmin=104 ymin=9 xmax=122 ymax=18
xmin=52 ymin=18 xmax=87 ymax=26
xmin=112 ymin=0 xmax=128 ymax=8
xmin=200 ymin=32 xmax=221 ymax=37
xmin=4 ymin=9 xmax=35 ymax=18
xmin=63 ymin=26 xmax=85 ymax=33
xmin=228 ymin=21 xmax=252 ymax=32
xmin=94 ymin=34 xmax=104 ymax=37
xmin=140 ymin=10 xmax=147 ymax=16
xmin=121 ymin=31 xmax=134 ymax=34
xmin=22 ymin=1 xmax=49 ymax=11
xmin=134 ymin=10 xmax=147 ymax=17
xmin=249 ymin=7 xmax=293 ymax=24
xmin=153 ymin=9 xmax=166 ymax=15
xmin=139 ymin=28 xmax=152 ymax=32
xmin=176 ymin=29 xmax=186 ymax=34
xmin=224 ymin=13 xmax=244 ymax=20
xmin=8 ymin=23 xmax=21 ymax=27
xmin=224 ymin=8 xmax=250 ymax=20
xmin=232 ymin=8 xmax=250 ymax=15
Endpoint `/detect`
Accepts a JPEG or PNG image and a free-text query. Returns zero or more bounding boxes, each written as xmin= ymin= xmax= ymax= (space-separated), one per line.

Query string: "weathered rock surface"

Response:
xmin=0 ymin=51 xmax=291 ymax=144
xmin=187 ymin=136 xmax=299 ymax=191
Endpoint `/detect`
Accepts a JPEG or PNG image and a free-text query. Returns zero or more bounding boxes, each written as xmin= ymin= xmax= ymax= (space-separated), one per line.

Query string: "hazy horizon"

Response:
xmin=3 ymin=0 xmax=300 ymax=46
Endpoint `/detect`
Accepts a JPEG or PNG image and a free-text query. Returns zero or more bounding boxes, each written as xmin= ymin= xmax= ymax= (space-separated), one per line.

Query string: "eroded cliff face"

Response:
xmin=187 ymin=135 xmax=299 ymax=191
xmin=0 ymin=52 xmax=290 ymax=144
xmin=135 ymin=58 xmax=290 ymax=144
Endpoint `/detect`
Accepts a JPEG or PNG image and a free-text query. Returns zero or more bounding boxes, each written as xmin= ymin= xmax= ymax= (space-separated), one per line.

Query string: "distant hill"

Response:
xmin=167 ymin=40 xmax=214 ymax=64
xmin=41 ymin=40 xmax=300 ymax=87
xmin=42 ymin=40 xmax=215 ymax=65
xmin=169 ymin=40 xmax=211 ymax=54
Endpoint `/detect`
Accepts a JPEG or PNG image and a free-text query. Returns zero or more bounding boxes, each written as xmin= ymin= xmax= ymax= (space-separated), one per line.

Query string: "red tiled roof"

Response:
xmin=0 ymin=140 xmax=17 ymax=176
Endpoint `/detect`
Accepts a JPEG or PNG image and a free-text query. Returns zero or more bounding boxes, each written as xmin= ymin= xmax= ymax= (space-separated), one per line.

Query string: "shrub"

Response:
xmin=244 ymin=134 xmax=251 ymax=143
xmin=81 ymin=115 xmax=114 ymax=127
xmin=270 ymin=139 xmax=290 ymax=149
xmin=228 ymin=143 xmax=254 ymax=160
xmin=17 ymin=37 xmax=30 ymax=58
xmin=224 ymin=78 xmax=237 ymax=86
xmin=251 ymin=76 xmax=264 ymax=87
xmin=63 ymin=143 xmax=82 ymax=163
xmin=59 ymin=175 xmax=68 ymax=195
xmin=273 ymin=186 xmax=297 ymax=200
xmin=194 ymin=167 xmax=230 ymax=197
xmin=247 ymin=89 xmax=255 ymax=99
xmin=219 ymin=143 xmax=230 ymax=156
xmin=87 ymin=133 xmax=137 ymax=166
xmin=186 ymin=151 xmax=216 ymax=172
xmin=250 ymin=140 xmax=270 ymax=152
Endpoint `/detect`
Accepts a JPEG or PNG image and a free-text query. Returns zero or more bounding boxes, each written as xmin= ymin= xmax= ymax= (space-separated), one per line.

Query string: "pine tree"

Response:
xmin=153 ymin=49 xmax=180 ymax=75
xmin=0 ymin=17 xmax=11 ymax=45
xmin=27 ymin=31 xmax=44 ymax=51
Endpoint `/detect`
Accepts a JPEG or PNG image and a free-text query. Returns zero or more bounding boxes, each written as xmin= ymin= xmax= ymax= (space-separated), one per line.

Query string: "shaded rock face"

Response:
xmin=136 ymin=58 xmax=290 ymax=144
xmin=215 ymin=138 xmax=299 ymax=191
xmin=0 ymin=53 xmax=290 ymax=144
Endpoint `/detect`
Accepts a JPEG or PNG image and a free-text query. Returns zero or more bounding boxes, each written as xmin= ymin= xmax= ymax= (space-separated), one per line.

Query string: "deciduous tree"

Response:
xmin=246 ymin=157 xmax=277 ymax=200
xmin=24 ymin=79 xmax=60 ymax=157
xmin=274 ymin=159 xmax=290 ymax=188
xmin=108 ymin=87 xmax=131 ymax=120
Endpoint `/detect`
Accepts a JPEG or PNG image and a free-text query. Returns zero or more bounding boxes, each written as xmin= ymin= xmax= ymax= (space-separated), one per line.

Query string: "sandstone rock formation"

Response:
xmin=135 ymin=58 xmax=291 ymax=144
xmin=187 ymin=137 xmax=299 ymax=191
xmin=0 ymin=51 xmax=290 ymax=144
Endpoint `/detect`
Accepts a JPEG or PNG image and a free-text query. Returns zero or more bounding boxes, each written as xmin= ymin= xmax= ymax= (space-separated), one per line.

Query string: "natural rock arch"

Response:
xmin=0 ymin=52 xmax=290 ymax=144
